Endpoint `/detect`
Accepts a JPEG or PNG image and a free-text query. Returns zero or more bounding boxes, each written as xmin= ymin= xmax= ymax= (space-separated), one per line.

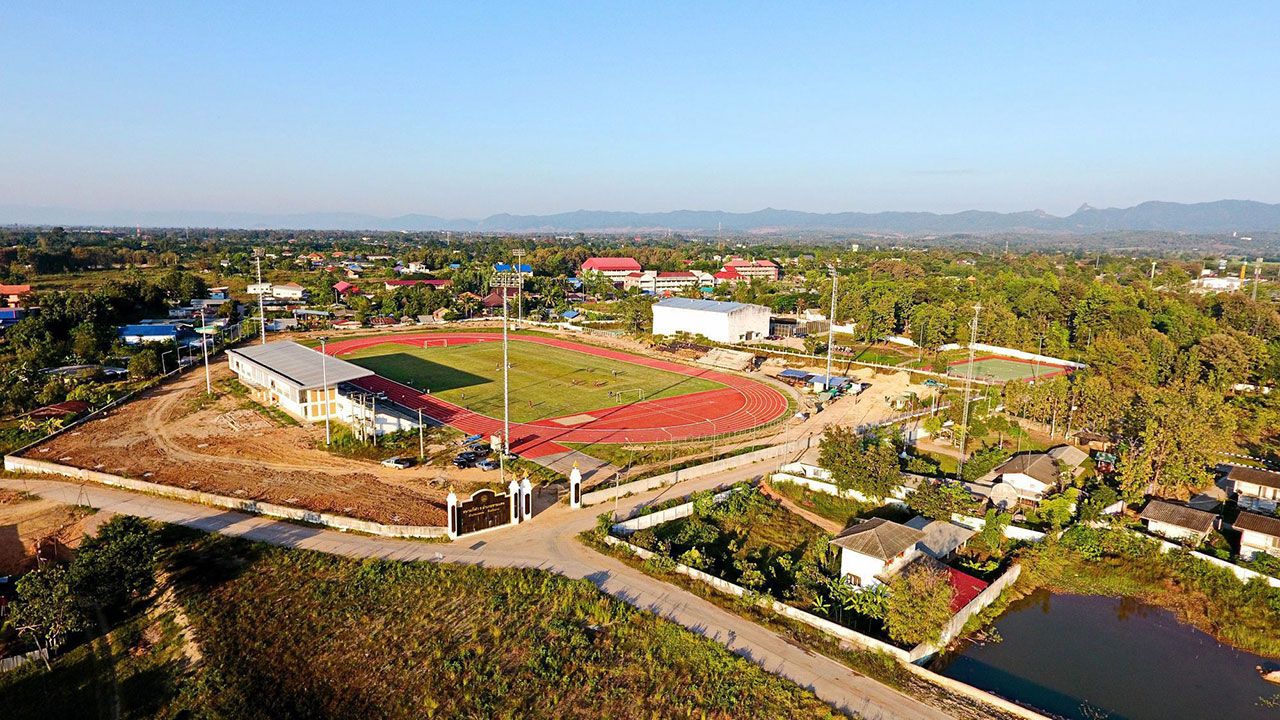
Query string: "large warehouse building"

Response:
xmin=651 ymin=297 xmax=771 ymax=343
xmin=228 ymin=341 xmax=374 ymax=422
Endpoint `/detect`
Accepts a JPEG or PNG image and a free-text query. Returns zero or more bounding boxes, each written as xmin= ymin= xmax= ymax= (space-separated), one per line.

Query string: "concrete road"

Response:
xmin=2 ymin=462 xmax=955 ymax=720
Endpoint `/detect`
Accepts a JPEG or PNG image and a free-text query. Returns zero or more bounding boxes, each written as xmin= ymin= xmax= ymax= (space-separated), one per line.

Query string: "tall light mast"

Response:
xmin=826 ymin=265 xmax=837 ymax=386
xmin=957 ymin=304 xmax=982 ymax=478
xmin=255 ymin=251 xmax=266 ymax=344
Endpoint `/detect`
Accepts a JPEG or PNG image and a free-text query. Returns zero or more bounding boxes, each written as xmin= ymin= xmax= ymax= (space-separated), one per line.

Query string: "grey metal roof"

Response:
xmin=653 ymin=297 xmax=755 ymax=314
xmin=229 ymin=340 xmax=373 ymax=391
xmin=1140 ymin=500 xmax=1215 ymax=534
xmin=1227 ymin=465 xmax=1280 ymax=490
xmin=1235 ymin=511 xmax=1280 ymax=538
xmin=830 ymin=518 xmax=923 ymax=561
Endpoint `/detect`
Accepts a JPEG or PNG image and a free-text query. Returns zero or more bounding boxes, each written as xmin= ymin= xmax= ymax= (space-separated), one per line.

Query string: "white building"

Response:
xmin=1236 ymin=511 xmax=1280 ymax=560
xmin=581 ymin=257 xmax=643 ymax=281
xmin=271 ymin=282 xmax=307 ymax=301
xmin=980 ymin=453 xmax=1063 ymax=504
xmin=247 ymin=282 xmax=273 ymax=295
xmin=651 ymin=297 xmax=770 ymax=343
xmin=1139 ymin=500 xmax=1215 ymax=543
xmin=830 ymin=518 xmax=924 ymax=587
xmin=227 ymin=341 xmax=373 ymax=424
xmin=620 ymin=270 xmax=713 ymax=295
xmin=1226 ymin=465 xmax=1280 ymax=513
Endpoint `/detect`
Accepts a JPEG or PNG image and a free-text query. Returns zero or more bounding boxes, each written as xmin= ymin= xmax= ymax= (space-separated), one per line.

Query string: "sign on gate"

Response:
xmin=454 ymin=489 xmax=510 ymax=535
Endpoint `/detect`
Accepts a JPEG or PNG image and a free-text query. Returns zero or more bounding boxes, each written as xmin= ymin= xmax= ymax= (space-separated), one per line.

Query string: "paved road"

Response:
xmin=2 ymin=462 xmax=954 ymax=720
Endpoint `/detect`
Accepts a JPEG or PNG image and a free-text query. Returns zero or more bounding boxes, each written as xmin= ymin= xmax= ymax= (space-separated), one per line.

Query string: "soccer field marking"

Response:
xmin=330 ymin=332 xmax=789 ymax=446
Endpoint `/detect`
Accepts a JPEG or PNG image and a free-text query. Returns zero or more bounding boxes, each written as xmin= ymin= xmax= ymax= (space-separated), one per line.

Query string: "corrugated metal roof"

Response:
xmin=1140 ymin=500 xmax=1215 ymax=533
xmin=229 ymin=341 xmax=373 ymax=391
xmin=654 ymin=297 xmax=753 ymax=314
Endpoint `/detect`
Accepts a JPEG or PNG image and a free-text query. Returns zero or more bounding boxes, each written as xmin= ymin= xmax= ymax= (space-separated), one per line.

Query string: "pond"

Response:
xmin=934 ymin=590 xmax=1280 ymax=720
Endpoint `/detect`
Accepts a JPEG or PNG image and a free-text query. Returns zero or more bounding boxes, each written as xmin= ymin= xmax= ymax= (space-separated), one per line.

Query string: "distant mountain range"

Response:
xmin=4 ymin=200 xmax=1280 ymax=235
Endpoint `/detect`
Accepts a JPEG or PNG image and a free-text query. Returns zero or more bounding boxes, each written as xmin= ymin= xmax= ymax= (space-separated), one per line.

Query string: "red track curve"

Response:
xmin=322 ymin=333 xmax=790 ymax=459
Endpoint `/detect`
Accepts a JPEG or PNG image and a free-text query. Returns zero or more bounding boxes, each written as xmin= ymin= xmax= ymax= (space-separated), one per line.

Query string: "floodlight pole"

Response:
xmin=255 ymin=252 xmax=266 ymax=345
xmin=512 ymin=248 xmax=527 ymax=326
xmin=418 ymin=407 xmax=425 ymax=461
xmin=198 ymin=309 xmax=212 ymax=395
xmin=826 ymin=266 xmax=837 ymax=387
xmin=319 ymin=336 xmax=331 ymax=445
xmin=957 ymin=304 xmax=981 ymax=478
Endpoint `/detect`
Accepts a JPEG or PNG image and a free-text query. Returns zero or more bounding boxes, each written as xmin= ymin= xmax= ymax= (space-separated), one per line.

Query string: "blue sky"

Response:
xmin=2 ymin=2 xmax=1277 ymax=218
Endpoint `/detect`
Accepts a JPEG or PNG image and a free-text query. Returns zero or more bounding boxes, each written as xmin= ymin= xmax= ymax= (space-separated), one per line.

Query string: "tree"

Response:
xmin=1118 ymin=386 xmax=1235 ymax=500
xmin=128 ymin=347 xmax=162 ymax=378
xmin=67 ymin=516 xmax=158 ymax=614
xmin=6 ymin=564 xmax=87 ymax=654
xmin=819 ymin=427 xmax=902 ymax=501
xmin=885 ymin=564 xmax=954 ymax=646
xmin=908 ymin=480 xmax=980 ymax=520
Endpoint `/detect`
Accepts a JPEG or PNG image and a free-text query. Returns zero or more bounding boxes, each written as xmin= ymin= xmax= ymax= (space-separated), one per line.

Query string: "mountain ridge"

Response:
xmin=3 ymin=199 xmax=1279 ymax=235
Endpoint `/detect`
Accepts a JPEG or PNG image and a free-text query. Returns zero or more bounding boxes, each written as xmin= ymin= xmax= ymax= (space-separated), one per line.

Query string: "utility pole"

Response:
xmin=826 ymin=266 xmax=837 ymax=386
xmin=1149 ymin=260 xmax=1156 ymax=281
xmin=319 ymin=336 xmax=331 ymax=445
xmin=255 ymin=251 xmax=266 ymax=345
xmin=1254 ymin=258 xmax=1263 ymax=302
xmin=957 ymin=304 xmax=981 ymax=478
xmin=197 ymin=309 xmax=212 ymax=395
xmin=418 ymin=408 xmax=425 ymax=461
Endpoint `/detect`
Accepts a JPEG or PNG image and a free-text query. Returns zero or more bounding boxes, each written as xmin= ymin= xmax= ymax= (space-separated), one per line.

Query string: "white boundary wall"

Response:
xmin=939 ymin=343 xmax=1085 ymax=369
xmin=580 ymin=435 xmax=818 ymax=507
xmin=611 ymin=488 xmax=738 ymax=535
xmin=4 ymin=455 xmax=449 ymax=539
xmin=604 ymin=535 xmax=914 ymax=662
xmin=1131 ymin=527 xmax=1280 ymax=588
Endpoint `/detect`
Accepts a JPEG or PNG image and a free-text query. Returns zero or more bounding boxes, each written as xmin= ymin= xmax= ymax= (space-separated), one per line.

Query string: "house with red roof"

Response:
xmin=0 ymin=284 xmax=33 ymax=308
xmin=713 ymin=268 xmax=747 ymax=285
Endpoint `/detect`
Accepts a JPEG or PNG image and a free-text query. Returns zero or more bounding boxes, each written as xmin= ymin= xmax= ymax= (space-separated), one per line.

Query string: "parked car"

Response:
xmin=453 ymin=451 xmax=478 ymax=468
xmin=469 ymin=444 xmax=493 ymax=457
xmin=380 ymin=456 xmax=413 ymax=470
xmin=477 ymin=458 xmax=499 ymax=471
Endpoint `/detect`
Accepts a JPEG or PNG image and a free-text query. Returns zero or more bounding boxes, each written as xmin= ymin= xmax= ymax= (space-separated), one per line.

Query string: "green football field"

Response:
xmin=340 ymin=340 xmax=723 ymax=423
xmin=947 ymin=357 xmax=1066 ymax=381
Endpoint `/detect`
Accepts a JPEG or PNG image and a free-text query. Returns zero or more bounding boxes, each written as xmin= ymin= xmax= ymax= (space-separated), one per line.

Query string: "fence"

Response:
xmin=919 ymin=564 xmax=1023 ymax=660
xmin=580 ymin=435 xmax=818 ymax=506
xmin=604 ymin=535 xmax=914 ymax=662
xmin=1134 ymin=528 xmax=1280 ymax=589
xmin=0 ymin=648 xmax=48 ymax=674
xmin=610 ymin=488 xmax=738 ymax=535
xmin=3 ymin=456 xmax=449 ymax=539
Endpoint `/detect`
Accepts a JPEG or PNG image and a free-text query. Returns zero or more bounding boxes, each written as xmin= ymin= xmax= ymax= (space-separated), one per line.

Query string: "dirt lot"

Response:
xmin=0 ymin=489 xmax=103 ymax=575
xmin=25 ymin=364 xmax=490 ymax=526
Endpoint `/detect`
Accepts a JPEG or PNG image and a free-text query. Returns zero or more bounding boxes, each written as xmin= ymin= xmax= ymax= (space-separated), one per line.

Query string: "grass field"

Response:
xmin=947 ymin=356 xmax=1067 ymax=382
xmin=1 ymin=526 xmax=842 ymax=719
xmin=341 ymin=340 xmax=723 ymax=423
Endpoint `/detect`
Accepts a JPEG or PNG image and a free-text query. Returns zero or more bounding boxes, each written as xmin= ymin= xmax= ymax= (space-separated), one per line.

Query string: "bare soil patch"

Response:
xmin=28 ymin=363 xmax=460 ymax=526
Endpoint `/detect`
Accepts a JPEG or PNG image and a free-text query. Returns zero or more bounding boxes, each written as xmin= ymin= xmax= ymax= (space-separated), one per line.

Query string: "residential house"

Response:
xmin=0 ymin=284 xmax=34 ymax=307
xmin=831 ymin=518 xmax=924 ymax=587
xmin=981 ymin=452 xmax=1064 ymax=503
xmin=118 ymin=323 xmax=195 ymax=346
xmin=481 ymin=286 xmax=519 ymax=311
xmin=1139 ymin=500 xmax=1215 ymax=543
xmin=272 ymin=282 xmax=307 ymax=301
xmin=384 ymin=279 xmax=452 ymax=291
xmin=1047 ymin=444 xmax=1090 ymax=478
xmin=1226 ymin=466 xmax=1280 ymax=513
xmin=247 ymin=282 xmax=273 ymax=295
xmin=713 ymin=268 xmax=748 ymax=285
xmin=333 ymin=281 xmax=361 ymax=300
xmin=1236 ymin=511 xmax=1280 ymax=560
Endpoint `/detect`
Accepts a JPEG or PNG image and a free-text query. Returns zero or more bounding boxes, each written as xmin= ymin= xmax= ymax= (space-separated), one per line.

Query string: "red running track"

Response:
xmin=322 ymin=333 xmax=790 ymax=459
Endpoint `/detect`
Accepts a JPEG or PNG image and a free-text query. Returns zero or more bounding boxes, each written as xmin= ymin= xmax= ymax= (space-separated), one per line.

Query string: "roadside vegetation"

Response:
xmin=2 ymin=519 xmax=844 ymax=719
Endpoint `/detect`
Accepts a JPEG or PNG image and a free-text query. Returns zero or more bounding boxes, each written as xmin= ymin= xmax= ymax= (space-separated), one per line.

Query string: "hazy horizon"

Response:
xmin=3 ymin=3 xmax=1278 ymax=218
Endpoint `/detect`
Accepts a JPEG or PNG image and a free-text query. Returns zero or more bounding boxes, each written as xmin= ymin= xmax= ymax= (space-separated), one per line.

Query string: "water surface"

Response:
xmin=936 ymin=590 xmax=1280 ymax=719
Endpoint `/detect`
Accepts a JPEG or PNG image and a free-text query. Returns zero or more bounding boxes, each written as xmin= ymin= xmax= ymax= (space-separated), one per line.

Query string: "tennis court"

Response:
xmin=946 ymin=355 xmax=1072 ymax=382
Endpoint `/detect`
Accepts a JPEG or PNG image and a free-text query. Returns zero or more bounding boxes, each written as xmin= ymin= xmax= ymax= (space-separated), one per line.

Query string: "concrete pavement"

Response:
xmin=1 ymin=460 xmax=955 ymax=720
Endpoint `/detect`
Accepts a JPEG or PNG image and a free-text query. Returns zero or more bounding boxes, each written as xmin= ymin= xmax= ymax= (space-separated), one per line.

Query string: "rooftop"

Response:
xmin=992 ymin=452 xmax=1060 ymax=486
xmin=1227 ymin=465 xmax=1280 ymax=490
xmin=1234 ymin=511 xmax=1280 ymax=538
xmin=830 ymin=518 xmax=923 ymax=561
xmin=1140 ymin=500 xmax=1215 ymax=533
xmin=582 ymin=257 xmax=642 ymax=272
xmin=653 ymin=297 xmax=756 ymax=314
xmin=229 ymin=340 xmax=373 ymax=391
